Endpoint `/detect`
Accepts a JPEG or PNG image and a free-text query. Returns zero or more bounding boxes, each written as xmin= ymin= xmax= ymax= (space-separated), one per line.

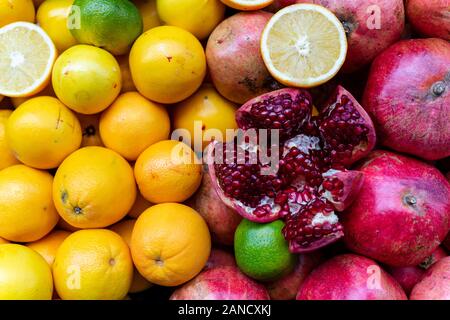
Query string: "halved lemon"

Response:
xmin=261 ymin=3 xmax=347 ymax=88
xmin=220 ymin=0 xmax=274 ymax=11
xmin=0 ymin=22 xmax=56 ymax=97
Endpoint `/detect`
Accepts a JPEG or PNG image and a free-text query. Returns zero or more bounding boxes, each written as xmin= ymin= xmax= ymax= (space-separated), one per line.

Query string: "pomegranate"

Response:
xmin=406 ymin=0 xmax=450 ymax=40
xmin=410 ymin=257 xmax=450 ymax=300
xmin=387 ymin=247 xmax=447 ymax=295
xmin=266 ymin=251 xmax=323 ymax=300
xmin=343 ymin=150 xmax=450 ymax=267
xmin=268 ymin=0 xmax=405 ymax=73
xmin=187 ymin=171 xmax=242 ymax=245
xmin=363 ymin=38 xmax=450 ymax=161
xmin=206 ymin=11 xmax=281 ymax=104
xmin=296 ymin=254 xmax=407 ymax=300
xmin=208 ymin=86 xmax=376 ymax=253
xmin=204 ymin=248 xmax=236 ymax=270
xmin=170 ymin=266 xmax=270 ymax=300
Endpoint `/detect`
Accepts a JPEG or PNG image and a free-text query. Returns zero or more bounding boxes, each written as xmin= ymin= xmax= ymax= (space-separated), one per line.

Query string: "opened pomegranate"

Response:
xmin=268 ymin=0 xmax=405 ymax=73
xmin=207 ymin=86 xmax=375 ymax=253
xmin=187 ymin=171 xmax=242 ymax=246
xmin=343 ymin=150 xmax=450 ymax=267
xmin=363 ymin=38 xmax=450 ymax=161
xmin=296 ymin=254 xmax=407 ymax=300
xmin=170 ymin=266 xmax=270 ymax=300
xmin=206 ymin=11 xmax=280 ymax=104
xmin=410 ymin=257 xmax=450 ymax=300
xmin=387 ymin=247 xmax=447 ymax=295
xmin=406 ymin=0 xmax=450 ymax=40
xmin=266 ymin=251 xmax=323 ymax=300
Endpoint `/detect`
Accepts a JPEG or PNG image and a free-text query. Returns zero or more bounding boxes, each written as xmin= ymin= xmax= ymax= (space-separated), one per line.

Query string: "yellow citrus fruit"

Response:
xmin=52 ymin=45 xmax=122 ymax=114
xmin=133 ymin=0 xmax=161 ymax=32
xmin=36 ymin=0 xmax=78 ymax=53
xmin=99 ymin=92 xmax=170 ymax=161
xmin=128 ymin=192 xmax=153 ymax=219
xmin=0 ymin=0 xmax=35 ymax=28
xmin=220 ymin=0 xmax=273 ymax=11
xmin=261 ymin=4 xmax=347 ymax=88
xmin=134 ymin=140 xmax=202 ymax=203
xmin=53 ymin=229 xmax=133 ymax=300
xmin=156 ymin=0 xmax=225 ymax=40
xmin=0 ymin=237 xmax=9 ymax=244
xmin=53 ymin=147 xmax=136 ymax=228
xmin=173 ymin=85 xmax=238 ymax=150
xmin=6 ymin=96 xmax=82 ymax=169
xmin=0 ymin=165 xmax=59 ymax=242
xmin=76 ymin=113 xmax=103 ymax=147
xmin=0 ymin=244 xmax=53 ymax=300
xmin=10 ymin=82 xmax=55 ymax=108
xmin=26 ymin=230 xmax=71 ymax=266
xmin=0 ymin=22 xmax=56 ymax=97
xmin=110 ymin=219 xmax=153 ymax=293
xmin=117 ymin=54 xmax=137 ymax=93
xmin=129 ymin=26 xmax=206 ymax=104
xmin=0 ymin=110 xmax=20 ymax=170
xmin=131 ymin=203 xmax=211 ymax=286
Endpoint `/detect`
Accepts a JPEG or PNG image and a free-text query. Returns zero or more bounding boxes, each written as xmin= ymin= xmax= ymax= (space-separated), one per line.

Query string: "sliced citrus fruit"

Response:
xmin=0 ymin=22 xmax=56 ymax=97
xmin=261 ymin=3 xmax=347 ymax=88
xmin=220 ymin=0 xmax=273 ymax=11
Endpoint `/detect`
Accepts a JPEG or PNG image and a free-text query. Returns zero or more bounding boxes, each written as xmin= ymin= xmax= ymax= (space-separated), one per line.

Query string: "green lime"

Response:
xmin=234 ymin=219 xmax=297 ymax=282
xmin=69 ymin=0 xmax=143 ymax=55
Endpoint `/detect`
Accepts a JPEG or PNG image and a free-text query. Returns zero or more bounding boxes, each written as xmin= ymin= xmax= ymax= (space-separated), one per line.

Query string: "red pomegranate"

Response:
xmin=387 ymin=247 xmax=447 ymax=295
xmin=187 ymin=172 xmax=242 ymax=245
xmin=296 ymin=254 xmax=407 ymax=300
xmin=363 ymin=38 xmax=450 ymax=161
xmin=204 ymin=248 xmax=236 ymax=270
xmin=170 ymin=266 xmax=270 ymax=300
xmin=206 ymin=11 xmax=281 ymax=104
xmin=343 ymin=150 xmax=450 ymax=267
xmin=268 ymin=0 xmax=405 ymax=73
xmin=410 ymin=257 xmax=450 ymax=300
xmin=207 ymin=86 xmax=375 ymax=253
xmin=266 ymin=251 xmax=323 ymax=300
xmin=406 ymin=0 xmax=450 ymax=40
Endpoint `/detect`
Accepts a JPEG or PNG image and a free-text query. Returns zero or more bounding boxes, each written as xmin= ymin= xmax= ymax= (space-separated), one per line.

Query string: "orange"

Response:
xmin=173 ymin=85 xmax=238 ymax=150
xmin=110 ymin=219 xmax=153 ymax=293
xmin=53 ymin=147 xmax=136 ymax=228
xmin=6 ymin=96 xmax=82 ymax=169
xmin=134 ymin=140 xmax=202 ymax=203
xmin=0 ymin=165 xmax=59 ymax=242
xmin=0 ymin=110 xmax=20 ymax=170
xmin=0 ymin=237 xmax=9 ymax=244
xmin=0 ymin=244 xmax=53 ymax=300
xmin=53 ymin=229 xmax=133 ymax=300
xmin=117 ymin=54 xmax=137 ymax=93
xmin=99 ymin=92 xmax=170 ymax=161
xmin=131 ymin=203 xmax=211 ymax=286
xmin=76 ymin=113 xmax=104 ymax=147
xmin=0 ymin=0 xmax=35 ymax=28
xmin=26 ymin=230 xmax=71 ymax=266
xmin=128 ymin=192 xmax=153 ymax=219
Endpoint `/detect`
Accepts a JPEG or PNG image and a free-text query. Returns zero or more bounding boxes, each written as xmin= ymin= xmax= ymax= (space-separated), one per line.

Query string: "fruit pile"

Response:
xmin=0 ymin=0 xmax=449 ymax=301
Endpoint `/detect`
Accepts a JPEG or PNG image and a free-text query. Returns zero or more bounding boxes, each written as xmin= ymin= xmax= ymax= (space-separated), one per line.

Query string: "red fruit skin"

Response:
xmin=410 ymin=257 xmax=450 ymax=300
xmin=170 ymin=266 xmax=270 ymax=300
xmin=387 ymin=246 xmax=447 ymax=295
xmin=266 ymin=252 xmax=323 ymax=300
xmin=273 ymin=0 xmax=404 ymax=73
xmin=406 ymin=0 xmax=450 ymax=40
xmin=363 ymin=38 xmax=450 ymax=161
xmin=187 ymin=173 xmax=242 ymax=246
xmin=206 ymin=11 xmax=280 ymax=104
xmin=343 ymin=150 xmax=450 ymax=267
xmin=296 ymin=254 xmax=407 ymax=300
xmin=204 ymin=248 xmax=236 ymax=271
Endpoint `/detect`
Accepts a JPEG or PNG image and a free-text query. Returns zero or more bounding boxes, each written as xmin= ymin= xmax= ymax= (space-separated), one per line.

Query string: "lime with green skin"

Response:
xmin=234 ymin=219 xmax=297 ymax=282
xmin=70 ymin=0 xmax=143 ymax=55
